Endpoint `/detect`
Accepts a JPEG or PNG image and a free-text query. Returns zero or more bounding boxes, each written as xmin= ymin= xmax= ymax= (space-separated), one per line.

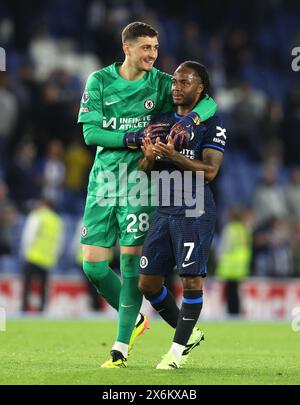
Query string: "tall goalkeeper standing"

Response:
xmin=78 ymin=21 xmax=217 ymax=368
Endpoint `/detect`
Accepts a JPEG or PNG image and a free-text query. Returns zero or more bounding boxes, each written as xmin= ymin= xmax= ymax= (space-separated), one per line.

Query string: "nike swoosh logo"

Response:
xmin=133 ymin=234 xmax=144 ymax=239
xmin=182 ymin=261 xmax=196 ymax=268
xmin=182 ymin=317 xmax=195 ymax=321
xmin=121 ymin=304 xmax=134 ymax=308
xmin=106 ymin=100 xmax=120 ymax=105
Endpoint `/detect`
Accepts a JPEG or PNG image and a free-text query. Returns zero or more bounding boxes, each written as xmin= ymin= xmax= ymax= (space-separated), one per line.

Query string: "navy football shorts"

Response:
xmin=139 ymin=211 xmax=216 ymax=277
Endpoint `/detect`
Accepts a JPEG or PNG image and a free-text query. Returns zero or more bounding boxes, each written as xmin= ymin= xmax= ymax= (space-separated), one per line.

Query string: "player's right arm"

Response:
xmin=78 ymin=72 xmax=126 ymax=148
xmin=78 ymin=72 xmax=169 ymax=149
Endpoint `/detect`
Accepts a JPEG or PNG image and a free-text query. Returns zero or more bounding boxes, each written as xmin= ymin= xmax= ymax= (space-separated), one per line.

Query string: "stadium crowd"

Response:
xmin=0 ymin=0 xmax=300 ymax=279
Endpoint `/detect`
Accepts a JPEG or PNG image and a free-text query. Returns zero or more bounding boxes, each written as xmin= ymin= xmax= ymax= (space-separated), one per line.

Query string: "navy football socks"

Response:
xmin=147 ymin=286 xmax=179 ymax=328
xmin=173 ymin=290 xmax=203 ymax=346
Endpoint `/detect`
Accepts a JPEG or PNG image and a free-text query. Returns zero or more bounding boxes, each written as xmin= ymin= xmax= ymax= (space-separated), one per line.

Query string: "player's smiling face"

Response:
xmin=171 ymin=66 xmax=204 ymax=107
xmin=125 ymin=36 xmax=158 ymax=72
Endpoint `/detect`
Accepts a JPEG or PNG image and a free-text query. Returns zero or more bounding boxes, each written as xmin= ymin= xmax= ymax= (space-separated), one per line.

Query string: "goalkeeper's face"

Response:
xmin=124 ymin=36 xmax=159 ymax=72
xmin=171 ymin=66 xmax=204 ymax=108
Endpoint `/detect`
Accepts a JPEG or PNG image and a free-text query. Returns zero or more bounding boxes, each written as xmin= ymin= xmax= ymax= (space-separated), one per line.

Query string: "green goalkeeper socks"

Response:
xmin=116 ymin=254 xmax=143 ymax=344
xmin=83 ymin=257 xmax=143 ymax=344
xmin=83 ymin=261 xmax=121 ymax=310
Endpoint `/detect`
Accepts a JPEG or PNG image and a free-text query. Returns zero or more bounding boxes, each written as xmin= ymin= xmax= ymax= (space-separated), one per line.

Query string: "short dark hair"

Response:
xmin=122 ymin=21 xmax=158 ymax=43
xmin=179 ymin=61 xmax=211 ymax=98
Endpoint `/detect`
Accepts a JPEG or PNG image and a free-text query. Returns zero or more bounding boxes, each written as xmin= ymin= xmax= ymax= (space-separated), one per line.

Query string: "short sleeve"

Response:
xmin=201 ymin=117 xmax=227 ymax=153
xmin=77 ymin=71 xmax=103 ymax=125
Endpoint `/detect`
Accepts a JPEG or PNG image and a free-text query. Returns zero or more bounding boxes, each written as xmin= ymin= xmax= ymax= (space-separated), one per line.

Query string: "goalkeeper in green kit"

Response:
xmin=78 ymin=21 xmax=217 ymax=368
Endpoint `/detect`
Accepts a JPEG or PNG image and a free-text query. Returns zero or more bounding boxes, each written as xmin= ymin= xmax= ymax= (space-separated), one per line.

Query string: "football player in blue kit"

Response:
xmin=138 ymin=61 xmax=226 ymax=369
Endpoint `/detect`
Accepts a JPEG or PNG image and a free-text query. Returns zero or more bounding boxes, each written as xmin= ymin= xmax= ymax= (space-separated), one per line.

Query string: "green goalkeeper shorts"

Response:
xmin=80 ymin=194 xmax=154 ymax=247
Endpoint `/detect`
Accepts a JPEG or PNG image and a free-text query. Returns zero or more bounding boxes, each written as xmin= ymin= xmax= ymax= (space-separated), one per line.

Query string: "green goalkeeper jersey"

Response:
xmin=78 ymin=62 xmax=216 ymax=198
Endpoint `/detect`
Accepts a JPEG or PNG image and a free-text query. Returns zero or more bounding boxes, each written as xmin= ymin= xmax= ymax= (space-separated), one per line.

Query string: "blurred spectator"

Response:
xmin=285 ymin=168 xmax=300 ymax=220
xmin=39 ymin=139 xmax=65 ymax=208
xmin=290 ymin=220 xmax=300 ymax=277
xmin=253 ymin=164 xmax=288 ymax=226
xmin=0 ymin=72 xmax=18 ymax=168
xmin=29 ymin=25 xmax=60 ymax=82
xmin=0 ymin=179 xmax=18 ymax=256
xmin=6 ymin=140 xmax=40 ymax=213
xmin=87 ymin=13 xmax=120 ymax=66
xmin=224 ymin=30 xmax=250 ymax=82
xmin=282 ymin=86 xmax=300 ymax=165
xmin=35 ymin=76 xmax=76 ymax=147
xmin=13 ymin=61 xmax=39 ymax=147
xmin=205 ymin=35 xmax=227 ymax=89
xmin=252 ymin=216 xmax=293 ymax=277
xmin=179 ymin=22 xmax=203 ymax=62
xmin=20 ymin=198 xmax=64 ymax=312
xmin=263 ymin=99 xmax=284 ymax=144
xmin=216 ymin=207 xmax=253 ymax=315
xmin=231 ymin=82 xmax=267 ymax=160
xmin=63 ymin=133 xmax=92 ymax=215
xmin=49 ymin=68 xmax=79 ymax=104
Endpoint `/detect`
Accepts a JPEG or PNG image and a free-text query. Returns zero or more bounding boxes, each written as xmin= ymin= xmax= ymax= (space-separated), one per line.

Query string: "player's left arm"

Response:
xmin=175 ymin=147 xmax=223 ymax=182
xmin=153 ymin=137 xmax=223 ymax=182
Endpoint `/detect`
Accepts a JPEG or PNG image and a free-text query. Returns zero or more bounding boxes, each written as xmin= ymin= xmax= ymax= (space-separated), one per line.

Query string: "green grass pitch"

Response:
xmin=0 ymin=319 xmax=299 ymax=385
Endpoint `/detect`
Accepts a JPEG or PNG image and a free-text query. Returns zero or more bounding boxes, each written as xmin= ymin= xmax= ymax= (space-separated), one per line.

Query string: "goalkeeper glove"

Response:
xmin=169 ymin=112 xmax=200 ymax=149
xmin=124 ymin=123 xmax=171 ymax=149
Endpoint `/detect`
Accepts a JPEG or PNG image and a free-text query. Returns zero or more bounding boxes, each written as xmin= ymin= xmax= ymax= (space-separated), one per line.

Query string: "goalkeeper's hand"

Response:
xmin=169 ymin=111 xmax=200 ymax=150
xmin=124 ymin=123 xmax=171 ymax=149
